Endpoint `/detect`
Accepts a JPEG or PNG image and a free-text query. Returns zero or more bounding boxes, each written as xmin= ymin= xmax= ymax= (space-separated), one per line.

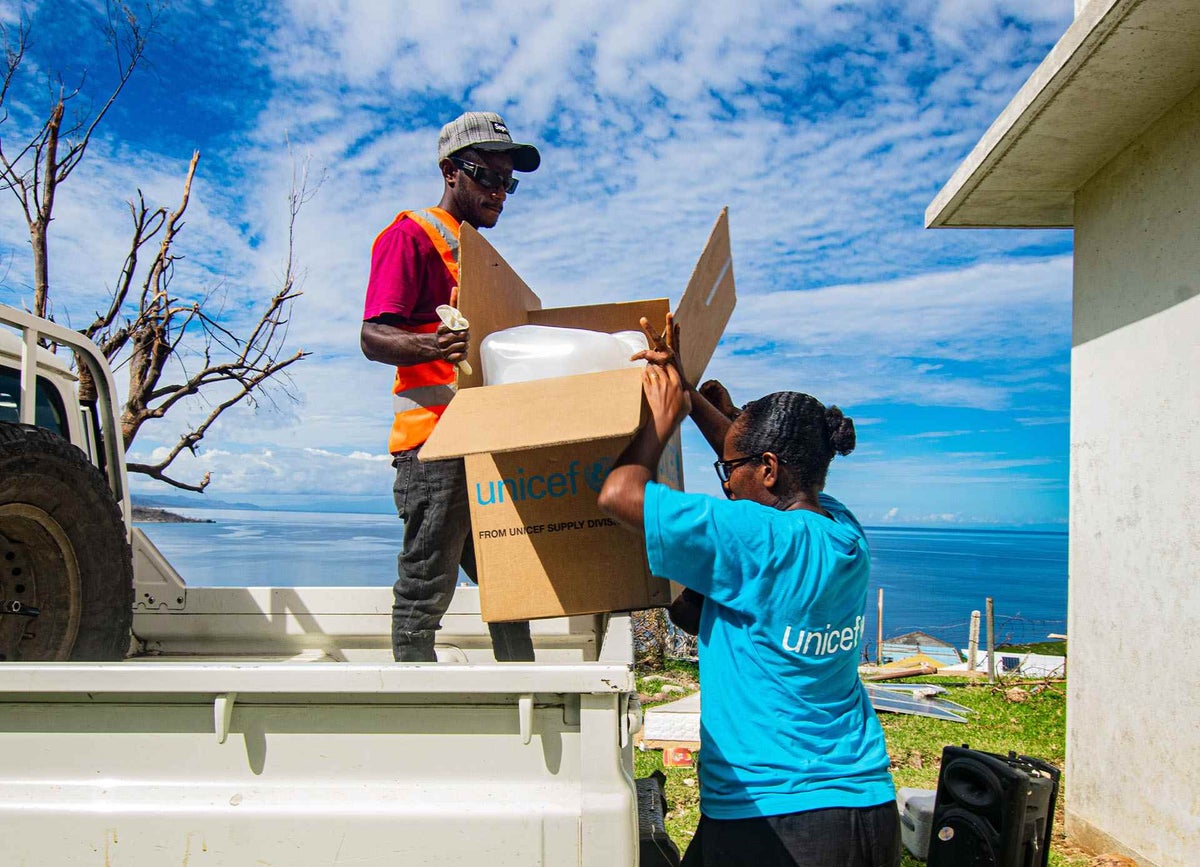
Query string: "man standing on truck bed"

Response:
xmin=360 ymin=112 xmax=540 ymax=662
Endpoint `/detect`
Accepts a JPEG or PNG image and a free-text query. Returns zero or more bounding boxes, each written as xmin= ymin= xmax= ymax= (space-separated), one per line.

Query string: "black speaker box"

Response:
xmin=636 ymin=772 xmax=681 ymax=867
xmin=926 ymin=745 xmax=1060 ymax=867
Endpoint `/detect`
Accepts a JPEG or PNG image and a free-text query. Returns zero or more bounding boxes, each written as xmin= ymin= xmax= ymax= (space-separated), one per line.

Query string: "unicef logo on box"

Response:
xmin=474 ymin=458 xmax=615 ymax=506
xmin=584 ymin=457 xmax=613 ymax=493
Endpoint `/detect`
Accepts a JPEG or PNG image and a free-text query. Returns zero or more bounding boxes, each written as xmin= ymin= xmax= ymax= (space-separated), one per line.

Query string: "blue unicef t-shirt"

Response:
xmin=643 ymin=482 xmax=894 ymax=819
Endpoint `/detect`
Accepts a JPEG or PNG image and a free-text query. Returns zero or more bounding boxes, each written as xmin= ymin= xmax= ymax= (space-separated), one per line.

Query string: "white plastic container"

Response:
xmin=897 ymin=786 xmax=938 ymax=860
xmin=481 ymin=324 xmax=648 ymax=386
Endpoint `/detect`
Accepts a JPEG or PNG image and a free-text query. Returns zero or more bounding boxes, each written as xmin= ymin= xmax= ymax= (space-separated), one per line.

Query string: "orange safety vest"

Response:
xmin=375 ymin=207 xmax=461 ymax=453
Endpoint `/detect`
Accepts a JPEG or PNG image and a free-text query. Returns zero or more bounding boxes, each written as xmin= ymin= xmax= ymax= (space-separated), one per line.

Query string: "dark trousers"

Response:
xmin=391 ymin=449 xmax=533 ymax=662
xmin=681 ymin=801 xmax=901 ymax=867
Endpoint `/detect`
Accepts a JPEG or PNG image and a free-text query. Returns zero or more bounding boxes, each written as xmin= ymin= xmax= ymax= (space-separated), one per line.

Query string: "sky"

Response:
xmin=0 ymin=0 xmax=1077 ymax=527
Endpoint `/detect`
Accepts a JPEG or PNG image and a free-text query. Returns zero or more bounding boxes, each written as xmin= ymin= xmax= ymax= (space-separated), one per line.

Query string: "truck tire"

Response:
xmin=0 ymin=422 xmax=133 ymax=661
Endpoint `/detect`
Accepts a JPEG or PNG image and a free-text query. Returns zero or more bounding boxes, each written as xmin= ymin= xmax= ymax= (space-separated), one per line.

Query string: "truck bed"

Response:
xmin=0 ymin=586 xmax=643 ymax=866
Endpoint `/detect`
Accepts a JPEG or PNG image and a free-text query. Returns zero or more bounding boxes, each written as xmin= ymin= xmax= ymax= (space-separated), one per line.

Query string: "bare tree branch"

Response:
xmin=0 ymin=2 xmax=160 ymax=320
xmin=0 ymin=8 xmax=317 ymax=492
xmin=122 ymin=463 xmax=210 ymax=494
xmin=0 ymin=18 xmax=27 ymax=106
xmin=0 ymin=19 xmax=35 ymax=220
xmin=85 ymin=189 xmax=167 ymax=348
xmin=109 ymin=148 xmax=318 ymax=489
xmin=53 ymin=3 xmax=156 ymax=186
xmin=128 ymin=347 xmax=309 ymax=480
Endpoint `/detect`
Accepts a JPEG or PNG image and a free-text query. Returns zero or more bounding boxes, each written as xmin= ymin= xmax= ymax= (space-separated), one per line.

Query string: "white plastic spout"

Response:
xmin=435 ymin=304 xmax=473 ymax=377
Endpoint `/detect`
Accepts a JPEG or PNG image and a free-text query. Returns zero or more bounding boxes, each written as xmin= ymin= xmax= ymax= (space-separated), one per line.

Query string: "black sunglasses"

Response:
xmin=450 ymin=156 xmax=519 ymax=193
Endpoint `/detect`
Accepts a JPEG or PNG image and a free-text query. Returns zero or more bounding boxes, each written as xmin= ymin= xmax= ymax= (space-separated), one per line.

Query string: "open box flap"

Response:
xmin=529 ymin=299 xmax=670 ymax=334
xmin=420 ymin=367 xmax=646 ymax=460
xmin=673 ymin=208 xmax=736 ymax=385
xmin=425 ymin=208 xmax=735 ymax=460
xmin=457 ymin=224 xmax=543 ymax=389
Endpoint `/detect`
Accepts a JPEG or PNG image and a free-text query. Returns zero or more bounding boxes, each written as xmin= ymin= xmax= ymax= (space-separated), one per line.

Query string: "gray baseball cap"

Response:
xmin=437 ymin=111 xmax=540 ymax=172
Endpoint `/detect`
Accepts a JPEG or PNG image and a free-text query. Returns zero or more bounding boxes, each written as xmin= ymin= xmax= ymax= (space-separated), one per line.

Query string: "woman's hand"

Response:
xmin=632 ymin=312 xmax=691 ymax=390
xmin=698 ymin=379 xmax=741 ymax=421
xmin=599 ymin=324 xmax=690 ymax=535
xmin=642 ymin=357 xmax=691 ymax=442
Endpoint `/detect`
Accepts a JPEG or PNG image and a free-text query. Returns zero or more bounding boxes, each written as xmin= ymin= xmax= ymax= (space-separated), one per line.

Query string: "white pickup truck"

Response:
xmin=0 ymin=304 xmax=662 ymax=865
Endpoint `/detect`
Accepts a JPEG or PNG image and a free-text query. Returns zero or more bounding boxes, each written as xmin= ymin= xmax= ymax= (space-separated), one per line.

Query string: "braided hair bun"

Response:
xmin=825 ymin=405 xmax=856 ymax=456
xmin=734 ymin=391 xmax=856 ymax=490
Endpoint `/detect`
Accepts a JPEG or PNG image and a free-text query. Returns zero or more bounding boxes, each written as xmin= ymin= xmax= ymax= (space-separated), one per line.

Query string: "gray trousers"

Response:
xmin=391 ymin=449 xmax=533 ymax=662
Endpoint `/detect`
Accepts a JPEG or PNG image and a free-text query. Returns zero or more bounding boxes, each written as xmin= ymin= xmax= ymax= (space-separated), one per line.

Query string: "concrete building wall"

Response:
xmin=1069 ymin=82 xmax=1200 ymax=867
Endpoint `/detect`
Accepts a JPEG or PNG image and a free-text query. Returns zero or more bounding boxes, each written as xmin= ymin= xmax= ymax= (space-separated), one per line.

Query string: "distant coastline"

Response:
xmin=131 ymin=494 xmax=261 ymax=512
xmin=131 ymin=506 xmax=213 ymax=524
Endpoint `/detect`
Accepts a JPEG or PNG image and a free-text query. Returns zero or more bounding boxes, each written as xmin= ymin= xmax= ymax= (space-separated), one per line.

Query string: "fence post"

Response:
xmin=968 ymin=610 xmax=980 ymax=673
xmin=876 ymin=587 xmax=884 ymax=665
xmin=986 ymin=597 xmax=996 ymax=683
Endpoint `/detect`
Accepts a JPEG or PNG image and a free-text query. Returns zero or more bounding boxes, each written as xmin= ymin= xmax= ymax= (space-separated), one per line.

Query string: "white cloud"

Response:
xmin=730 ymin=257 xmax=1072 ymax=363
xmin=1016 ymin=415 xmax=1069 ymax=427
xmin=134 ymin=444 xmax=389 ymax=496
xmin=905 ymin=430 xmax=974 ymax=439
xmin=0 ymin=2 xmax=23 ymax=26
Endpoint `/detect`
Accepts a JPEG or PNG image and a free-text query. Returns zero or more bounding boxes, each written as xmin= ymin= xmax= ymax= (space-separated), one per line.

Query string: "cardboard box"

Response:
xmin=420 ymin=210 xmax=736 ymax=622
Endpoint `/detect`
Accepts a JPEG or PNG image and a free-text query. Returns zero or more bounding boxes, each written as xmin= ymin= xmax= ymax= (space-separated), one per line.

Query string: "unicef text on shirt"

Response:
xmin=781 ymin=616 xmax=866 ymax=657
xmin=473 ymin=458 xmax=615 ymax=506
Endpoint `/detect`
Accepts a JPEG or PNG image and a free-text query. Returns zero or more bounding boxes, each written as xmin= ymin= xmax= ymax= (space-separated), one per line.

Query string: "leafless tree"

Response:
xmin=0 ymin=3 xmax=153 ymax=320
xmin=0 ymin=4 xmax=314 ymax=492
xmin=88 ymin=149 xmax=316 ymax=491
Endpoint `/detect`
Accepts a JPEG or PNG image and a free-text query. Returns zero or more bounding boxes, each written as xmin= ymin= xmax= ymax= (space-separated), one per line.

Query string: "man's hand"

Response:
xmin=362 ymin=320 xmax=449 ymax=367
xmin=436 ymin=323 xmax=470 ymax=365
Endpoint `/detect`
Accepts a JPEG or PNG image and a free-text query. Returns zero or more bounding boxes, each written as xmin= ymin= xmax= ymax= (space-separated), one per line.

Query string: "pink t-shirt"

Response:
xmin=363 ymin=214 xmax=456 ymax=326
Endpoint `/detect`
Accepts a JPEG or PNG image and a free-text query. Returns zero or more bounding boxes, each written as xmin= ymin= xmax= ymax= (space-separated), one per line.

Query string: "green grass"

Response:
xmin=634 ymin=661 xmax=702 ymax=852
xmin=634 ymin=665 xmax=1089 ymax=865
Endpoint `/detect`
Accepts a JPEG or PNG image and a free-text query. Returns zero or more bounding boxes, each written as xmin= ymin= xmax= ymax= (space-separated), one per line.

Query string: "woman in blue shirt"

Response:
xmin=598 ymin=317 xmax=900 ymax=867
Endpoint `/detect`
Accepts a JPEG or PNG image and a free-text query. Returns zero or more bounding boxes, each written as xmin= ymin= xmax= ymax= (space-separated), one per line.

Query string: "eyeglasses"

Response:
xmin=713 ymin=454 xmax=763 ymax=484
xmin=713 ymin=453 xmax=787 ymax=485
xmin=450 ymin=156 xmax=519 ymax=193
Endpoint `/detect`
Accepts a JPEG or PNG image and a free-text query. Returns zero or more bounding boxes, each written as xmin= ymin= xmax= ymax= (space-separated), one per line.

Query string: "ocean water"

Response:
xmin=138 ymin=509 xmax=404 ymax=588
xmin=864 ymin=526 xmax=1067 ymax=650
xmin=137 ymin=510 xmax=1067 ymax=651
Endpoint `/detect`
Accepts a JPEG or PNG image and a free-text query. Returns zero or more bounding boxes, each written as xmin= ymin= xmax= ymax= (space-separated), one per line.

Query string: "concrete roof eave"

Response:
xmin=926 ymin=0 xmax=1200 ymax=229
